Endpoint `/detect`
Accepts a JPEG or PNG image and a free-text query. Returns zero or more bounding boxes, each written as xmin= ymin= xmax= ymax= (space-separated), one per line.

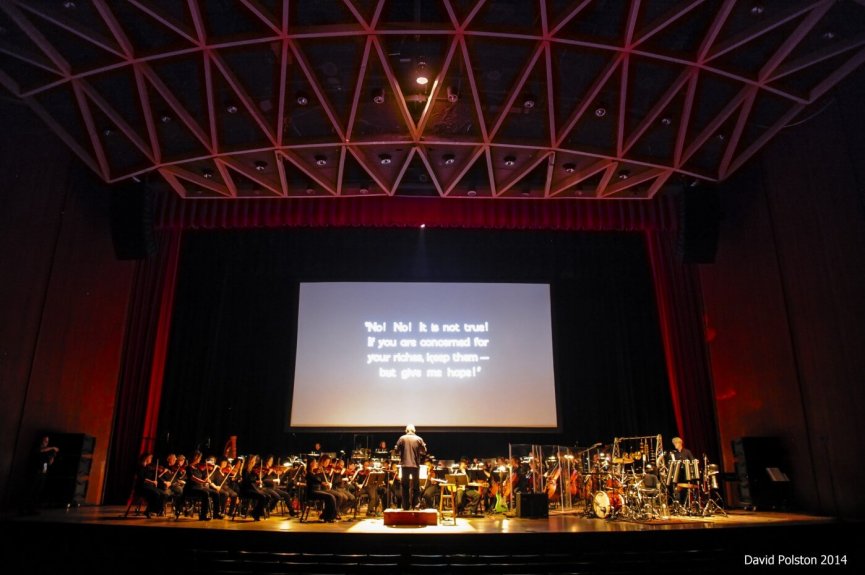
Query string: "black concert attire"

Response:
xmin=306 ymin=467 xmax=338 ymax=521
xmin=357 ymin=466 xmax=383 ymax=516
xmin=22 ymin=443 xmax=57 ymax=514
xmin=669 ymin=444 xmax=696 ymax=505
xmin=184 ymin=464 xmax=216 ymax=520
xmin=211 ymin=466 xmax=238 ymax=516
xmin=454 ymin=468 xmax=480 ymax=515
xmin=136 ymin=462 xmax=166 ymax=516
xmin=395 ymin=431 xmax=427 ymax=510
xmin=239 ymin=468 xmax=268 ymax=521
xmin=420 ymin=466 xmax=441 ymax=509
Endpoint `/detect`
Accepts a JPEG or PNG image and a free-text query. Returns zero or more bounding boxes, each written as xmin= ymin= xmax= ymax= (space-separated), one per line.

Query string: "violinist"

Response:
xmin=211 ymin=458 xmax=239 ymax=517
xmin=135 ymin=453 xmax=167 ymax=517
xmin=355 ymin=460 xmax=382 ymax=517
xmin=260 ymin=455 xmax=286 ymax=514
xmin=183 ymin=452 xmax=219 ymax=520
xmin=330 ymin=457 xmax=356 ymax=514
xmin=239 ymin=455 xmax=267 ymax=521
xmin=420 ymin=460 xmax=444 ymax=508
xmin=306 ymin=457 xmax=338 ymax=522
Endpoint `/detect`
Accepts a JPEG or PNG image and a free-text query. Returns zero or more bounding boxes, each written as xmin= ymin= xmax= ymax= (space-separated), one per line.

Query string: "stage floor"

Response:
xmin=4 ymin=505 xmax=859 ymax=573
xmin=6 ymin=504 xmax=836 ymax=534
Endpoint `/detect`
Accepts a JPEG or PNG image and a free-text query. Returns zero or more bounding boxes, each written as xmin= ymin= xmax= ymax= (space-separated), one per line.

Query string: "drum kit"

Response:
xmin=583 ymin=453 xmax=726 ymax=520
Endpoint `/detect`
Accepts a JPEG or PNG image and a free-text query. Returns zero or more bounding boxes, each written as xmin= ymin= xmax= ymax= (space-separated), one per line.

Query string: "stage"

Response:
xmin=4 ymin=505 xmax=858 ymax=573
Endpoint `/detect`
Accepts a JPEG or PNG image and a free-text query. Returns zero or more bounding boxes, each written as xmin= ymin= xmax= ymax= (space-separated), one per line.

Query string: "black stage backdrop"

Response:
xmin=157 ymin=228 xmax=676 ymax=459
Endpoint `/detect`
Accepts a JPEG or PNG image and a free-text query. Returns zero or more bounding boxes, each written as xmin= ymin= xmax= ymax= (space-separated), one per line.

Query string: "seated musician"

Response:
xmin=454 ymin=459 xmax=480 ymax=516
xmin=183 ymin=452 xmax=219 ymax=520
xmin=356 ymin=459 xmax=383 ymax=516
xmin=330 ymin=457 xmax=356 ymax=514
xmin=135 ymin=453 xmax=167 ymax=517
xmin=239 ymin=455 xmax=268 ymax=521
xmin=420 ymin=460 xmax=444 ymax=508
xmin=262 ymin=455 xmax=291 ymax=514
xmin=306 ymin=458 xmax=338 ymax=522
xmin=214 ymin=458 xmax=240 ymax=516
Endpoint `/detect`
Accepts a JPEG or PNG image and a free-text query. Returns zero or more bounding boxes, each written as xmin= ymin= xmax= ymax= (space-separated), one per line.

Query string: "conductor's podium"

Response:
xmin=383 ymin=509 xmax=439 ymax=526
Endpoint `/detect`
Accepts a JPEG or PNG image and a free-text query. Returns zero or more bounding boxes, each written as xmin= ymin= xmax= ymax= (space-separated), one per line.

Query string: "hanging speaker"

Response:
xmin=110 ymin=181 xmax=157 ymax=260
xmin=678 ymin=184 xmax=720 ymax=264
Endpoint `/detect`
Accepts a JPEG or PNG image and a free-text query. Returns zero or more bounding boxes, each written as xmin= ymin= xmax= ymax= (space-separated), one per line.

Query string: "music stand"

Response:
xmin=446 ymin=473 xmax=469 ymax=487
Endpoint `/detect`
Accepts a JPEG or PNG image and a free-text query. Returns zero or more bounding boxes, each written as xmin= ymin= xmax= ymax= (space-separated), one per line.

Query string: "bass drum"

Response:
xmin=592 ymin=490 xmax=623 ymax=519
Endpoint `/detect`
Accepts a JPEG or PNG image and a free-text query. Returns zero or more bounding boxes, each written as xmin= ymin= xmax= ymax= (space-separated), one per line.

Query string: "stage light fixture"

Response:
xmin=202 ymin=168 xmax=214 ymax=179
xmin=660 ymin=117 xmax=672 ymax=126
xmin=415 ymin=58 xmax=429 ymax=86
xmin=305 ymin=186 xmax=315 ymax=195
xmin=160 ymin=113 xmax=172 ymax=124
xmin=522 ymin=94 xmax=536 ymax=109
xmin=226 ymin=104 xmax=239 ymax=114
xmin=379 ymin=154 xmax=392 ymax=165
xmin=618 ymin=169 xmax=631 ymax=180
xmin=372 ymin=88 xmax=385 ymax=104
xmin=359 ymin=185 xmax=370 ymax=195
xmin=504 ymin=155 xmax=516 ymax=167
xmin=447 ymin=86 xmax=459 ymax=103
xmin=443 ymin=153 xmax=456 ymax=165
xmin=467 ymin=189 xmax=477 ymax=197
xmin=296 ymin=91 xmax=309 ymax=106
xmin=594 ymin=106 xmax=607 ymax=118
xmin=563 ymin=162 xmax=576 ymax=173
xmin=254 ymin=160 xmax=267 ymax=172
xmin=314 ymin=155 xmax=327 ymax=166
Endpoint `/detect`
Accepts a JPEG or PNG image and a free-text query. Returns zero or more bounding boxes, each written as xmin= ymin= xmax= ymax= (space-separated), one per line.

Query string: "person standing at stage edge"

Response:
xmin=395 ymin=424 xmax=427 ymax=510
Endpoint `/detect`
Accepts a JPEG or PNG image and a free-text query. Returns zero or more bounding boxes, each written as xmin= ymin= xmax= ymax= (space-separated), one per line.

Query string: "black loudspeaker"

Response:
xmin=732 ymin=437 xmax=792 ymax=510
xmin=678 ymin=185 xmax=720 ymax=263
xmin=516 ymin=492 xmax=549 ymax=518
xmin=44 ymin=433 xmax=95 ymax=507
xmin=110 ymin=182 xmax=157 ymax=260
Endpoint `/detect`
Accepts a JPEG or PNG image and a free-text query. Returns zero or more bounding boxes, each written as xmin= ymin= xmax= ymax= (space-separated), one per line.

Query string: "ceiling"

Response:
xmin=2 ymin=0 xmax=864 ymax=200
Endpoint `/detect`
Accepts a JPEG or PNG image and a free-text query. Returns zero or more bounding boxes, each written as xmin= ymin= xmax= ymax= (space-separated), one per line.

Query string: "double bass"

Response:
xmin=545 ymin=461 xmax=561 ymax=502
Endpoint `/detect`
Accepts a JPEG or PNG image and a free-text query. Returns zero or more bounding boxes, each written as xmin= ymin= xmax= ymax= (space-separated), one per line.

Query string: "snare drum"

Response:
xmin=592 ymin=490 xmax=623 ymax=519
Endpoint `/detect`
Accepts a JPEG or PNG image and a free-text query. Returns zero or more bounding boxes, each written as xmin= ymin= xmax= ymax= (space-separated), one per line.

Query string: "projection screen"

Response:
xmin=289 ymin=282 xmax=558 ymax=429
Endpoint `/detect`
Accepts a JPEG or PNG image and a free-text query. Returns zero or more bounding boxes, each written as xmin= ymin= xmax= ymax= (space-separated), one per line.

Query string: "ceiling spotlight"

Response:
xmin=594 ymin=106 xmax=607 ymax=118
xmin=503 ymin=155 xmax=516 ymax=167
xmin=563 ymin=162 xmax=576 ymax=174
xmin=415 ymin=58 xmax=429 ymax=86
xmin=102 ymin=127 xmax=114 ymax=136
xmin=467 ymin=189 xmax=477 ymax=197
xmin=359 ymin=185 xmax=370 ymax=195
xmin=379 ymin=153 xmax=392 ymax=165
xmin=305 ymin=187 xmax=315 ymax=195
xmin=372 ymin=88 xmax=385 ymax=104
xmin=314 ymin=155 xmax=327 ymax=166
xmin=443 ymin=153 xmax=456 ymax=166
xmin=201 ymin=168 xmax=214 ymax=179
xmin=160 ymin=113 xmax=172 ymax=124
xmin=226 ymin=104 xmax=239 ymax=114
xmin=822 ymin=31 xmax=836 ymax=41
xmin=618 ymin=169 xmax=631 ymax=180
xmin=254 ymin=160 xmax=267 ymax=172
xmin=296 ymin=91 xmax=309 ymax=106
xmin=446 ymin=86 xmax=459 ymax=103
xmin=63 ymin=1 xmax=76 ymax=8
xmin=522 ymin=94 xmax=536 ymax=109
xmin=750 ymin=4 xmax=765 ymax=16
xmin=660 ymin=116 xmax=672 ymax=126
xmin=716 ymin=132 xmax=726 ymax=141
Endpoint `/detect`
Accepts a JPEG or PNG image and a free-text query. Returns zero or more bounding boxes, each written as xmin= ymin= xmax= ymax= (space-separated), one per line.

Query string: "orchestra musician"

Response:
xmin=306 ymin=457 xmax=338 ymax=522
xmin=212 ymin=458 xmax=240 ymax=517
xmin=135 ymin=452 xmax=167 ymax=517
xmin=420 ymin=460 xmax=444 ymax=508
xmin=356 ymin=459 xmax=383 ymax=516
xmin=239 ymin=455 xmax=267 ymax=521
xmin=454 ymin=459 xmax=480 ymax=516
xmin=668 ymin=437 xmax=696 ymax=505
xmin=183 ymin=452 xmax=220 ymax=520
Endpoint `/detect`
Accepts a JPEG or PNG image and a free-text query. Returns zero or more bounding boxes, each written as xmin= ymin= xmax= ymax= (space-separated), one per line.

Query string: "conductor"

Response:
xmin=395 ymin=424 xmax=427 ymax=510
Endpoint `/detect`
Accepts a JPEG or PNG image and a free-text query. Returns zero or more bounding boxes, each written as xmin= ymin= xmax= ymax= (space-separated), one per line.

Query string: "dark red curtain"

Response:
xmin=104 ymin=229 xmax=182 ymax=503
xmin=646 ymin=231 xmax=719 ymax=461
xmin=157 ymin=196 xmax=678 ymax=232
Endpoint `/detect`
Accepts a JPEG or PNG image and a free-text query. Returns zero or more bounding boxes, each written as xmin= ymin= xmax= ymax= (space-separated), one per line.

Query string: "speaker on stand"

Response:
xmin=110 ymin=180 xmax=157 ymax=260
xmin=677 ymin=183 xmax=721 ymax=264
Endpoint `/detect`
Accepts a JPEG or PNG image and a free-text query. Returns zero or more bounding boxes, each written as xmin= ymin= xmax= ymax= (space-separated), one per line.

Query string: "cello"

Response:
xmin=545 ymin=461 xmax=561 ymax=502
